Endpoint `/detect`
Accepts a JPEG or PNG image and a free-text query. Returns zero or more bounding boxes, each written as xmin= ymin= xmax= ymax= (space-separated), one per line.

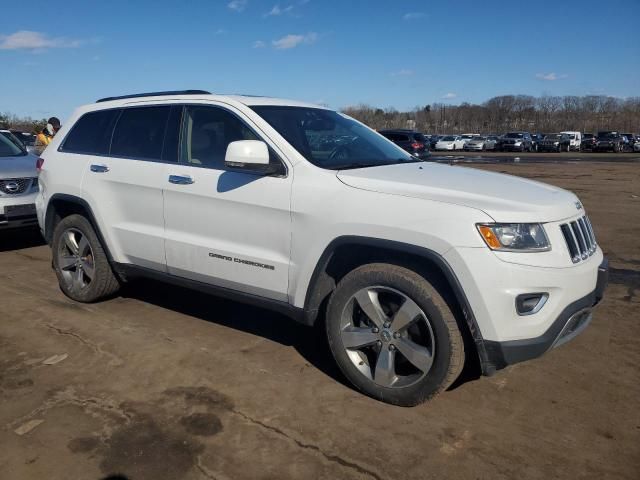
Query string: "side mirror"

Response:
xmin=225 ymin=140 xmax=274 ymax=173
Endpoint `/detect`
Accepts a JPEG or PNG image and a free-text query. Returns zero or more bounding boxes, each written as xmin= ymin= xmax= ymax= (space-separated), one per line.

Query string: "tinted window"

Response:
xmin=111 ymin=106 xmax=170 ymax=160
xmin=61 ymin=109 xmax=120 ymax=155
xmin=381 ymin=133 xmax=408 ymax=142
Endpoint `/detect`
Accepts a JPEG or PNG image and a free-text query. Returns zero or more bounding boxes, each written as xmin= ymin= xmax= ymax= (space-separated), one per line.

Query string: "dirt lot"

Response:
xmin=1 ymin=162 xmax=639 ymax=480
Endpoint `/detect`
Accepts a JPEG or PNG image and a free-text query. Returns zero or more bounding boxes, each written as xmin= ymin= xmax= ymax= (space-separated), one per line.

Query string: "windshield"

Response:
xmin=441 ymin=136 xmax=456 ymax=141
xmin=546 ymin=134 xmax=562 ymax=140
xmin=251 ymin=106 xmax=417 ymax=170
xmin=0 ymin=133 xmax=26 ymax=157
xmin=505 ymin=133 xmax=524 ymax=138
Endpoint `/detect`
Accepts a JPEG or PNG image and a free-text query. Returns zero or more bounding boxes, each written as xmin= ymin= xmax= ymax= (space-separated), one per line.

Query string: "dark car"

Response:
xmin=581 ymin=133 xmax=597 ymax=151
xmin=594 ymin=131 xmax=625 ymax=153
xmin=10 ymin=130 xmax=36 ymax=147
xmin=428 ymin=135 xmax=442 ymax=150
xmin=530 ymin=133 xmax=545 ymax=152
xmin=499 ymin=132 xmax=533 ymax=152
xmin=538 ymin=133 xmax=571 ymax=152
xmin=621 ymin=134 xmax=635 ymax=150
xmin=378 ymin=129 xmax=431 ymax=159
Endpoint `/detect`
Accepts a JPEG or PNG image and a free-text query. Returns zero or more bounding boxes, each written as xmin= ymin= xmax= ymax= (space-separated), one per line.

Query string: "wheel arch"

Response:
xmin=44 ymin=194 xmax=115 ymax=263
xmin=302 ymin=236 xmax=492 ymax=373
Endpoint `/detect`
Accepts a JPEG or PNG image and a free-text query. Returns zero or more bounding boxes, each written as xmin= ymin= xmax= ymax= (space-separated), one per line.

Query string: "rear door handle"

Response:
xmin=168 ymin=175 xmax=194 ymax=185
xmin=90 ymin=164 xmax=109 ymax=173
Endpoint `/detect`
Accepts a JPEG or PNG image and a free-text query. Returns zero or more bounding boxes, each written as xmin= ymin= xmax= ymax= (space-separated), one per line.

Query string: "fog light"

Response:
xmin=516 ymin=293 xmax=548 ymax=315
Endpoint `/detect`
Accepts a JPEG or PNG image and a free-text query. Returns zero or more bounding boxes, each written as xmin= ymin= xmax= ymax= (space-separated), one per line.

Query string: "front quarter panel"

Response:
xmin=289 ymin=164 xmax=493 ymax=307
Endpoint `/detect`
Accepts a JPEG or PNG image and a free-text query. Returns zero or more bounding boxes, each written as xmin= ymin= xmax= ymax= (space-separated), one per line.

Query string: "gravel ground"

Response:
xmin=0 ymin=162 xmax=638 ymax=480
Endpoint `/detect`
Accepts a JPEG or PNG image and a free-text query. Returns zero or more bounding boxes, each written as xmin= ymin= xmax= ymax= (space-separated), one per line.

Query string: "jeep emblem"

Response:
xmin=575 ymin=201 xmax=583 ymax=210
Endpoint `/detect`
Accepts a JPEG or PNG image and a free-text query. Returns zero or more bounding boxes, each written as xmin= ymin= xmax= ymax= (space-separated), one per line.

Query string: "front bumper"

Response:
xmin=0 ymin=193 xmax=38 ymax=230
xmin=482 ymin=257 xmax=608 ymax=372
xmin=501 ymin=144 xmax=524 ymax=151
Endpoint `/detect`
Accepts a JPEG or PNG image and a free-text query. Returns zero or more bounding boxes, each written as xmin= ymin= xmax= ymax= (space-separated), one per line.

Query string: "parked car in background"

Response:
xmin=10 ymin=131 xmax=37 ymax=154
xmin=538 ymin=133 xmax=572 ymax=152
xmin=621 ymin=134 xmax=635 ymax=151
xmin=594 ymin=131 xmax=625 ymax=153
xmin=0 ymin=130 xmax=25 ymax=150
xmin=560 ymin=131 xmax=583 ymax=151
xmin=429 ymin=135 xmax=442 ymax=150
xmin=0 ymin=132 xmax=39 ymax=230
xmin=499 ymin=132 xmax=533 ymax=152
xmin=463 ymin=136 xmax=499 ymax=151
xmin=435 ymin=135 xmax=466 ymax=151
xmin=530 ymin=134 xmax=545 ymax=152
xmin=378 ymin=129 xmax=430 ymax=159
xmin=634 ymin=141 xmax=640 ymax=152
xmin=581 ymin=133 xmax=596 ymax=151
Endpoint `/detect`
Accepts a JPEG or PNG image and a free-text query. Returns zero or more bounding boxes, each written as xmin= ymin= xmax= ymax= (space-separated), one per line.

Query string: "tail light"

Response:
xmin=411 ymin=142 xmax=424 ymax=149
xmin=36 ymin=157 xmax=44 ymax=172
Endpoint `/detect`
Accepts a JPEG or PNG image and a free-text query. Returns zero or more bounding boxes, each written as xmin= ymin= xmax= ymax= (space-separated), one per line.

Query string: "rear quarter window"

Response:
xmin=60 ymin=109 xmax=120 ymax=155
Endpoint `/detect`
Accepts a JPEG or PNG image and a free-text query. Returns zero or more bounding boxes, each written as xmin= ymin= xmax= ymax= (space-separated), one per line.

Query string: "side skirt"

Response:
xmin=114 ymin=263 xmax=306 ymax=324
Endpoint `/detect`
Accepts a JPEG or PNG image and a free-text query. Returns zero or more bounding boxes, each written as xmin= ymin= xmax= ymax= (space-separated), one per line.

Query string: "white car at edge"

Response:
xmin=435 ymin=135 xmax=466 ymax=151
xmin=35 ymin=90 xmax=608 ymax=406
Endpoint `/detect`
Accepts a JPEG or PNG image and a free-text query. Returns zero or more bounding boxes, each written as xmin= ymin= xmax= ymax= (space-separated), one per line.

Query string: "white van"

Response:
xmin=561 ymin=131 xmax=582 ymax=151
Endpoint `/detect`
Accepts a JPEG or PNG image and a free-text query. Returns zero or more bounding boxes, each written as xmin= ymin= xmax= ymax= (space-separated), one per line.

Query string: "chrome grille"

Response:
xmin=560 ymin=215 xmax=597 ymax=263
xmin=0 ymin=178 xmax=34 ymax=195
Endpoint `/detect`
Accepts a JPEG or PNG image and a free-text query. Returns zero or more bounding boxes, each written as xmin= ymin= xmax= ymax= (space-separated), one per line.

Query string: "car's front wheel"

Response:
xmin=51 ymin=214 xmax=120 ymax=302
xmin=325 ymin=264 xmax=465 ymax=406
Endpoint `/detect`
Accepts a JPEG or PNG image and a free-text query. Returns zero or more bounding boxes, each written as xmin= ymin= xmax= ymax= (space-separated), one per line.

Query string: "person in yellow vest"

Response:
xmin=35 ymin=117 xmax=61 ymax=154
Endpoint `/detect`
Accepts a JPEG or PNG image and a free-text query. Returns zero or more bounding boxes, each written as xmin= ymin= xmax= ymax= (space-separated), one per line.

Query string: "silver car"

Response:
xmin=0 ymin=133 xmax=39 ymax=230
xmin=463 ymin=135 xmax=499 ymax=151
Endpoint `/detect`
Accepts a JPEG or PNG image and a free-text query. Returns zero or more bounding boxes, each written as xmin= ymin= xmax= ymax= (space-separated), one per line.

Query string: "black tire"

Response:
xmin=325 ymin=263 xmax=465 ymax=406
xmin=51 ymin=214 xmax=120 ymax=302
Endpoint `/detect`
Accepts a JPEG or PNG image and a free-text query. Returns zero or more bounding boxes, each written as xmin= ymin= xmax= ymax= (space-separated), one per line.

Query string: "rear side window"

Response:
xmin=61 ymin=109 xmax=120 ymax=155
xmin=111 ymin=106 xmax=171 ymax=160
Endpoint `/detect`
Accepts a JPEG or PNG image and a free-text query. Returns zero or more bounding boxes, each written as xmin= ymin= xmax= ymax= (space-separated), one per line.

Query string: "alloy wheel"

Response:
xmin=57 ymin=228 xmax=95 ymax=291
xmin=339 ymin=286 xmax=435 ymax=388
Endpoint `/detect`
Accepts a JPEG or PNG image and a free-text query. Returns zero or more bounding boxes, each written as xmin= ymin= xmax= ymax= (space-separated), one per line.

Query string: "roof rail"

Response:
xmin=96 ymin=90 xmax=211 ymax=103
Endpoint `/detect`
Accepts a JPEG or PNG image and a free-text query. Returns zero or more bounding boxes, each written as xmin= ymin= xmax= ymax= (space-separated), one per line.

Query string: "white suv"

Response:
xmin=35 ymin=91 xmax=608 ymax=406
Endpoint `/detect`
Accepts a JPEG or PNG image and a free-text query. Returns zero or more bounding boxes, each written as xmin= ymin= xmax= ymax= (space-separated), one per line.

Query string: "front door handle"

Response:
xmin=90 ymin=164 xmax=109 ymax=173
xmin=168 ymin=175 xmax=195 ymax=185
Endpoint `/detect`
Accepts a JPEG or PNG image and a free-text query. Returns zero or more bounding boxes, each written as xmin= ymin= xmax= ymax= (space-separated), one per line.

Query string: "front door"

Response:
xmin=163 ymin=104 xmax=292 ymax=301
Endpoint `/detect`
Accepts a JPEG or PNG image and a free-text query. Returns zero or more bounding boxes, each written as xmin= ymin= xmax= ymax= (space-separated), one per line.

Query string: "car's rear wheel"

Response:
xmin=326 ymin=264 xmax=465 ymax=406
xmin=52 ymin=214 xmax=120 ymax=302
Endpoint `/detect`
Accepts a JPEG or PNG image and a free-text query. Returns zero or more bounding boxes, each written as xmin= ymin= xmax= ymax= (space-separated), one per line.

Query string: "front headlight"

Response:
xmin=477 ymin=223 xmax=550 ymax=251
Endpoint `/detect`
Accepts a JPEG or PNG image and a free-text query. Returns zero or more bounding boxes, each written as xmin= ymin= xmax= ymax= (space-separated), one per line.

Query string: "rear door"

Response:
xmin=80 ymin=105 xmax=180 ymax=270
xmin=163 ymin=104 xmax=292 ymax=301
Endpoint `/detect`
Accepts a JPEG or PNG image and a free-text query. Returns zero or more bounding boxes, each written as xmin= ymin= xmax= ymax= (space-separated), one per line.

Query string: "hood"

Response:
xmin=0 ymin=153 xmax=38 ymax=179
xmin=337 ymin=162 xmax=580 ymax=222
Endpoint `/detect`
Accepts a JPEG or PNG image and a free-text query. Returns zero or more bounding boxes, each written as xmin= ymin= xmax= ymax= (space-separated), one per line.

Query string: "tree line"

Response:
xmin=0 ymin=112 xmax=47 ymax=134
xmin=342 ymin=95 xmax=640 ymax=134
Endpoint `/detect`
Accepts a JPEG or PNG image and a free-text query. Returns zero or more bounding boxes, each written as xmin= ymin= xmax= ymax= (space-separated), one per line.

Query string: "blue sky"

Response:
xmin=1 ymin=0 xmax=638 ymax=121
